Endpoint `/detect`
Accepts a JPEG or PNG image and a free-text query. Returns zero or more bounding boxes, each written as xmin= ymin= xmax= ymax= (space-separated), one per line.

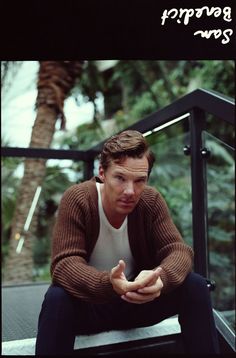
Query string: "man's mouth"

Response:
xmin=119 ymin=200 xmax=135 ymax=206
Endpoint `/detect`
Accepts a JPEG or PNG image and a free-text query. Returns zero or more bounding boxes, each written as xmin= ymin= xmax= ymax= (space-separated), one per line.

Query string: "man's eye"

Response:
xmin=136 ymin=178 xmax=146 ymax=183
xmin=116 ymin=176 xmax=124 ymax=181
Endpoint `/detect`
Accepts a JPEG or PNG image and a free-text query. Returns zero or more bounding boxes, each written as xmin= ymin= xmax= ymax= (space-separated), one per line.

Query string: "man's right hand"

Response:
xmin=110 ymin=260 xmax=158 ymax=296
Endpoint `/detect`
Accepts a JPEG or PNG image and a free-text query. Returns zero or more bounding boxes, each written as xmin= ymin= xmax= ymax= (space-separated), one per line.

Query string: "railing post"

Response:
xmin=83 ymin=160 xmax=94 ymax=180
xmin=189 ymin=108 xmax=209 ymax=278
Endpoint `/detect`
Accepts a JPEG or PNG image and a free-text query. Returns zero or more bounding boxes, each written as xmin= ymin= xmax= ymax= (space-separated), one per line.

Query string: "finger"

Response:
xmin=123 ymin=280 xmax=146 ymax=292
xmin=154 ymin=266 xmax=162 ymax=275
xmin=135 ymin=270 xmax=157 ymax=288
xmin=121 ymin=294 xmax=149 ymax=304
xmin=138 ymin=283 xmax=162 ymax=294
xmin=121 ymin=295 xmax=150 ymax=304
xmin=111 ymin=260 xmax=126 ymax=277
xmin=138 ymin=277 xmax=163 ymax=294
xmin=122 ymin=291 xmax=157 ymax=303
xmin=145 ymin=276 xmax=157 ymax=287
xmin=144 ymin=267 xmax=162 ymax=287
xmin=137 ymin=268 xmax=162 ymax=285
xmin=138 ymin=285 xmax=156 ymax=294
xmin=125 ymin=291 xmax=154 ymax=301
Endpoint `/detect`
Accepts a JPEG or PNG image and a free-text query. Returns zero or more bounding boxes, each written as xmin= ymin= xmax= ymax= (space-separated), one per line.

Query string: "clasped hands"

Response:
xmin=110 ymin=259 xmax=163 ymax=304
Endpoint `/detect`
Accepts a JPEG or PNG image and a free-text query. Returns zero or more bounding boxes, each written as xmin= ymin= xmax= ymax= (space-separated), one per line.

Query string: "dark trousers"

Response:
xmin=35 ymin=272 xmax=220 ymax=355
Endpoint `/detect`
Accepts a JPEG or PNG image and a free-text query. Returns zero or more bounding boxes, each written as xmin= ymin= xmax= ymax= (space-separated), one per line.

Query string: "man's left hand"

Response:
xmin=121 ymin=267 xmax=163 ymax=304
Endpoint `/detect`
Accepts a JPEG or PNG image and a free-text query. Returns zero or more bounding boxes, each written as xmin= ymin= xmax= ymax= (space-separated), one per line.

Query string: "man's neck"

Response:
xmin=100 ymin=184 xmax=127 ymax=229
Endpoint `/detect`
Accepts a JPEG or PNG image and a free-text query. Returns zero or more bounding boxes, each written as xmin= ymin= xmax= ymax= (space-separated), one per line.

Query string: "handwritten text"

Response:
xmin=161 ymin=6 xmax=233 ymax=45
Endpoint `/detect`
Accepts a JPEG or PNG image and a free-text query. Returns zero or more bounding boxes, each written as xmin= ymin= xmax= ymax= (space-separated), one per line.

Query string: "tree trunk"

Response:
xmin=3 ymin=61 xmax=83 ymax=284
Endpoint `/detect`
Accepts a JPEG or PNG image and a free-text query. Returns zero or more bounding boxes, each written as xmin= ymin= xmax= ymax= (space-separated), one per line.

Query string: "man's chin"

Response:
xmin=117 ymin=205 xmax=134 ymax=215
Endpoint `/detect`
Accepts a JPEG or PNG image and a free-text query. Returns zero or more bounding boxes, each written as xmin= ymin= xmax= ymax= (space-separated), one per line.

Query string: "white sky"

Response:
xmin=1 ymin=61 xmax=97 ymax=148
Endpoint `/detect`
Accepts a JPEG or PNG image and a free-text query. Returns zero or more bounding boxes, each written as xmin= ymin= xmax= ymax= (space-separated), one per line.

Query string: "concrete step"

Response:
xmin=2 ymin=316 xmax=181 ymax=355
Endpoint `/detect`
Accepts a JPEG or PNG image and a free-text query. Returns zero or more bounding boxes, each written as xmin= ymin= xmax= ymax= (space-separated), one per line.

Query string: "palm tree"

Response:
xmin=3 ymin=61 xmax=84 ymax=284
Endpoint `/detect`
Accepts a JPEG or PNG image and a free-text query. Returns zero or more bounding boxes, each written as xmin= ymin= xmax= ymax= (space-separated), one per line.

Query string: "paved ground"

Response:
xmin=2 ymin=282 xmax=50 ymax=341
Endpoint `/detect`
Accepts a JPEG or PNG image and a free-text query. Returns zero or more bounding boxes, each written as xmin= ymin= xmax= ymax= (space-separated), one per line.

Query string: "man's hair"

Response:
xmin=99 ymin=130 xmax=155 ymax=176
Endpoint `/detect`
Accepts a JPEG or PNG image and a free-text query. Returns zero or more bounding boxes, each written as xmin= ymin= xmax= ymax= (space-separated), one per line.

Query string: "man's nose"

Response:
xmin=124 ymin=181 xmax=135 ymax=195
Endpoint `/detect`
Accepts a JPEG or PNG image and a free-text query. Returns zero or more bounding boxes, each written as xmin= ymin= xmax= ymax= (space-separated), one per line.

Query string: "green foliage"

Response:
xmin=190 ymin=60 xmax=234 ymax=98
xmin=42 ymin=164 xmax=76 ymax=196
xmin=130 ymin=91 xmax=158 ymax=119
xmin=71 ymin=61 xmax=105 ymax=122
xmin=77 ymin=61 xmax=105 ymax=102
xmin=56 ymin=121 xmax=107 ymax=151
xmin=33 ymin=237 xmax=51 ymax=266
xmin=148 ymin=130 xmax=193 ymax=247
xmin=32 ymin=163 xmax=79 ymax=268
xmin=33 ymin=263 xmax=51 ymax=282
xmin=1 ymin=61 xmax=23 ymax=96
xmin=204 ymin=135 xmax=235 ymax=314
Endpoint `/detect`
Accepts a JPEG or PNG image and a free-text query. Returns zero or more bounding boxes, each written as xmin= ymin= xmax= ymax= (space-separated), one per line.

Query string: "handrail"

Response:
xmin=1 ymin=147 xmax=94 ymax=161
xmin=213 ymin=310 xmax=236 ymax=352
xmin=89 ymin=88 xmax=234 ymax=154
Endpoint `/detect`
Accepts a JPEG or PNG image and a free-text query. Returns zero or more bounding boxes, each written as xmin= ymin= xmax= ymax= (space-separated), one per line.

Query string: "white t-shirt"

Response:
xmin=89 ymin=182 xmax=135 ymax=280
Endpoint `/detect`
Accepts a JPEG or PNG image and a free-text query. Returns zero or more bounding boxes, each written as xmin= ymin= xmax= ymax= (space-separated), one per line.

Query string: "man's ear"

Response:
xmin=98 ymin=166 xmax=105 ymax=182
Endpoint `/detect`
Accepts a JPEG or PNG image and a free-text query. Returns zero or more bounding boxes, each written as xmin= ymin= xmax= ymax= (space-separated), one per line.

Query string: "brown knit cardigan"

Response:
xmin=51 ymin=177 xmax=194 ymax=303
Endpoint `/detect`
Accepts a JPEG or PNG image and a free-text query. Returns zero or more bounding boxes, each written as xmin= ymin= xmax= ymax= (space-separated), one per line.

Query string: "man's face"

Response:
xmin=99 ymin=156 xmax=149 ymax=221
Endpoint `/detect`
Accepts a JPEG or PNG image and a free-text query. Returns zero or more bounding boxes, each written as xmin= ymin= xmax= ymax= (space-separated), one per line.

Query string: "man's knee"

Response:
xmin=182 ymin=272 xmax=210 ymax=301
xmin=44 ymin=285 xmax=73 ymax=308
xmin=38 ymin=285 xmax=77 ymax=328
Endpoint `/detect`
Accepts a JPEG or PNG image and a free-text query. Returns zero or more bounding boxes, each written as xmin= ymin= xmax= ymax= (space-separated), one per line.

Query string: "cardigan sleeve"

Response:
xmin=149 ymin=190 xmax=194 ymax=294
xmin=50 ymin=184 xmax=118 ymax=303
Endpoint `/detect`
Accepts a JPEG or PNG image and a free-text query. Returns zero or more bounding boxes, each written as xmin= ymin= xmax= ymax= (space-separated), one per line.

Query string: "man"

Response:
xmin=36 ymin=130 xmax=219 ymax=354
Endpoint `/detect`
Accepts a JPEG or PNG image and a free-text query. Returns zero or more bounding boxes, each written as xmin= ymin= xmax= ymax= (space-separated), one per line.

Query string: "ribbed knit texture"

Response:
xmin=51 ymin=177 xmax=194 ymax=303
